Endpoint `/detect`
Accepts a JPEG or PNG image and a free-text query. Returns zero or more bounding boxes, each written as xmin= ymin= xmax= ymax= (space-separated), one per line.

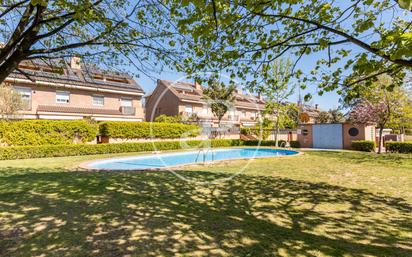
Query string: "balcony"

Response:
xmin=228 ymin=115 xmax=239 ymax=122
xmin=120 ymin=106 xmax=136 ymax=115
xmin=179 ymin=111 xmax=198 ymax=121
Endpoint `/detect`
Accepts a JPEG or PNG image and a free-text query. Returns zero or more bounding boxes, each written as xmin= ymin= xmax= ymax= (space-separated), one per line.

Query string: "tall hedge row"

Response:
xmin=99 ymin=121 xmax=200 ymax=139
xmin=0 ymin=120 xmax=98 ymax=146
xmin=0 ymin=120 xmax=202 ymax=146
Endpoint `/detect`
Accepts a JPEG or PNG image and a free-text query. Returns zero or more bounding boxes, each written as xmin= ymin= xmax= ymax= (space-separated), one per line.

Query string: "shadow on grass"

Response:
xmin=306 ymin=150 xmax=412 ymax=168
xmin=0 ymin=168 xmax=411 ymax=256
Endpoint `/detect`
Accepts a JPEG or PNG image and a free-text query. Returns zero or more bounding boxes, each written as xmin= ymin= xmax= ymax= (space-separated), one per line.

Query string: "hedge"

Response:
xmin=99 ymin=121 xmax=200 ymax=139
xmin=290 ymin=141 xmax=300 ymax=148
xmin=385 ymin=142 xmax=412 ymax=153
xmin=351 ymin=140 xmax=375 ymax=152
xmin=0 ymin=120 xmax=98 ymax=146
xmin=0 ymin=139 xmax=245 ymax=160
xmin=0 ymin=139 xmax=304 ymax=160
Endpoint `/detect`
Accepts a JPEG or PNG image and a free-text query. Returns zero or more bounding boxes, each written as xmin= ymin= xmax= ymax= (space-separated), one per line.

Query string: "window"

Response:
xmin=348 ymin=127 xmax=359 ymax=137
xmin=92 ymin=95 xmax=104 ymax=106
xmin=56 ymin=91 xmax=70 ymax=104
xmin=302 ymin=129 xmax=309 ymax=136
xmin=185 ymin=105 xmax=193 ymax=114
xmin=120 ymin=98 xmax=133 ymax=107
xmin=14 ymin=87 xmax=32 ymax=110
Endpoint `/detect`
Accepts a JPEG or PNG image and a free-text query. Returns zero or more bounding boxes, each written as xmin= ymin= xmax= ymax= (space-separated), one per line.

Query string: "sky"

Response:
xmin=131 ymin=54 xmax=343 ymax=111
xmin=125 ymin=1 xmax=407 ymax=112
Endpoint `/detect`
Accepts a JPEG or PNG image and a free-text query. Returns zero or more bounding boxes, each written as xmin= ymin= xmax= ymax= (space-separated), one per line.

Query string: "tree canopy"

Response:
xmin=0 ymin=0 xmax=178 ymax=83
xmin=169 ymin=0 xmax=412 ymax=100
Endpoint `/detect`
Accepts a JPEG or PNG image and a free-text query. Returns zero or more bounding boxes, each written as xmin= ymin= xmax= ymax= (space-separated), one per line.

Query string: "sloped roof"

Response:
xmin=158 ymin=80 xmax=265 ymax=110
xmin=8 ymin=59 xmax=144 ymax=93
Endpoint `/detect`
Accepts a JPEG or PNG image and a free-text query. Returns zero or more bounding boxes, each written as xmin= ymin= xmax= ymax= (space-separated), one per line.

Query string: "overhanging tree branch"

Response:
xmin=249 ymin=11 xmax=412 ymax=67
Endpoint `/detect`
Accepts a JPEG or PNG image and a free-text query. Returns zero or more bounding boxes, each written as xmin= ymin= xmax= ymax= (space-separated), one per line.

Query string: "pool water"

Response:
xmin=86 ymin=148 xmax=299 ymax=170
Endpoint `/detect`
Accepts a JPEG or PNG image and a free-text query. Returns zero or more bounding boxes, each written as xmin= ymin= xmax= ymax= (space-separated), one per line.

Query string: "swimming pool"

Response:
xmin=84 ymin=148 xmax=299 ymax=170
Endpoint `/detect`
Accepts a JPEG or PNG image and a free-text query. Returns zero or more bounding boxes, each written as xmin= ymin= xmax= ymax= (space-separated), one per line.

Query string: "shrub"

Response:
xmin=385 ymin=142 xmax=412 ymax=153
xmin=351 ymin=140 xmax=375 ymax=152
xmin=240 ymin=127 xmax=251 ymax=135
xmin=242 ymin=140 xmax=286 ymax=147
xmin=99 ymin=121 xmax=200 ymax=139
xmin=0 ymin=139 xmax=238 ymax=160
xmin=290 ymin=141 xmax=300 ymax=148
xmin=154 ymin=114 xmax=183 ymax=123
xmin=0 ymin=119 xmax=98 ymax=146
xmin=0 ymin=139 xmax=293 ymax=160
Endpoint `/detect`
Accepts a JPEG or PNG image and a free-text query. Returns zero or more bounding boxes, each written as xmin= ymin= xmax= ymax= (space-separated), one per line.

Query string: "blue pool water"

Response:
xmin=86 ymin=148 xmax=299 ymax=170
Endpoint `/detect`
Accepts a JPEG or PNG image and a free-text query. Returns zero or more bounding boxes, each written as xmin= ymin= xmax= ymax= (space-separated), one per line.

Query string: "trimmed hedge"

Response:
xmin=0 ymin=120 xmax=98 ymax=146
xmin=351 ymin=140 xmax=375 ymax=152
xmin=386 ymin=142 xmax=412 ymax=153
xmin=0 ymin=139 xmax=304 ymax=160
xmin=290 ymin=141 xmax=300 ymax=148
xmin=99 ymin=121 xmax=200 ymax=139
xmin=242 ymin=140 xmax=287 ymax=147
xmin=0 ymin=139 xmax=244 ymax=160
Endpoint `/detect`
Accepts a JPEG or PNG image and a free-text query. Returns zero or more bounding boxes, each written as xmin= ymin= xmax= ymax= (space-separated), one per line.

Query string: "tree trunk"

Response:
xmin=0 ymin=53 xmax=26 ymax=84
xmin=217 ymin=117 xmax=222 ymax=139
xmin=378 ymin=126 xmax=384 ymax=154
xmin=274 ymin=115 xmax=280 ymax=147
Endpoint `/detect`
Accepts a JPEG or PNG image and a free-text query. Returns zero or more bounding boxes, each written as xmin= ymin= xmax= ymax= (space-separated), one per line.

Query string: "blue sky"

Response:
xmin=132 ymin=50 xmax=343 ymax=111
xmin=120 ymin=1 xmax=407 ymax=111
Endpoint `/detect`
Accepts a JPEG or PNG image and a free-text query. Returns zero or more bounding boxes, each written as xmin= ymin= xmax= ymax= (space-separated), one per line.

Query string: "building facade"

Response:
xmin=297 ymin=123 xmax=376 ymax=149
xmin=145 ymin=80 xmax=266 ymax=128
xmin=5 ymin=58 xmax=145 ymax=121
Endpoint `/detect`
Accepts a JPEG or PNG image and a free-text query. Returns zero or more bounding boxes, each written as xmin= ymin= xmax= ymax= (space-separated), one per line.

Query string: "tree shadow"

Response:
xmin=0 ymin=168 xmax=411 ymax=256
xmin=306 ymin=150 xmax=412 ymax=168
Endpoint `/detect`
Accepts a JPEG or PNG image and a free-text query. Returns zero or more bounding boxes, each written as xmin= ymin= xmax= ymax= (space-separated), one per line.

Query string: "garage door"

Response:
xmin=313 ymin=124 xmax=343 ymax=149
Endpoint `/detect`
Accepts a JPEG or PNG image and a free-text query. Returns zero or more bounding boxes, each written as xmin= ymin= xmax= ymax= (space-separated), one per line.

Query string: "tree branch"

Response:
xmin=250 ymin=11 xmax=412 ymax=67
xmin=0 ymin=0 xmax=29 ymax=19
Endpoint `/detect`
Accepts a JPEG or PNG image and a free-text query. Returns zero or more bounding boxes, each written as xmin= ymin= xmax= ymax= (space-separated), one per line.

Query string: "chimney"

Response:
xmin=258 ymin=92 xmax=263 ymax=100
xmin=315 ymin=104 xmax=319 ymax=110
xmin=70 ymin=56 xmax=81 ymax=70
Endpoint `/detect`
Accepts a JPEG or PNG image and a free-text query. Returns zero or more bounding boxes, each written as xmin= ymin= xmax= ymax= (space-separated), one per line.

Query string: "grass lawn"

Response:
xmin=0 ymin=150 xmax=411 ymax=256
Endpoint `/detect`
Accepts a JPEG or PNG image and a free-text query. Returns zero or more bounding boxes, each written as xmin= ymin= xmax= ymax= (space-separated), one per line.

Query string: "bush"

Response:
xmin=154 ymin=114 xmax=182 ymax=123
xmin=385 ymin=142 xmax=412 ymax=153
xmin=242 ymin=140 xmax=287 ymax=147
xmin=0 ymin=139 xmax=242 ymax=160
xmin=99 ymin=121 xmax=200 ymax=139
xmin=351 ymin=140 xmax=375 ymax=152
xmin=0 ymin=119 xmax=98 ymax=146
xmin=240 ymin=127 xmax=251 ymax=135
xmin=290 ymin=141 xmax=300 ymax=148
xmin=0 ymin=139 xmax=295 ymax=160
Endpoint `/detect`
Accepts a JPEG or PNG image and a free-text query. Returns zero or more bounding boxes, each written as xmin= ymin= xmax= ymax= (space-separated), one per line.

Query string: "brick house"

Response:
xmin=4 ymin=57 xmax=145 ymax=121
xmin=145 ymin=80 xmax=266 ymax=128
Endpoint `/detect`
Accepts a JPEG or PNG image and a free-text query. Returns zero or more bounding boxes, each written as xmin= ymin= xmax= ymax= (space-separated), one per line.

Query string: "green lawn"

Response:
xmin=0 ymin=150 xmax=411 ymax=257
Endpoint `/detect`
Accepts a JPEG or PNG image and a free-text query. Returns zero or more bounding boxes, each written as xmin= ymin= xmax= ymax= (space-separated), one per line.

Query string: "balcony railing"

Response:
xmin=228 ymin=115 xmax=239 ymax=121
xmin=120 ymin=106 xmax=136 ymax=115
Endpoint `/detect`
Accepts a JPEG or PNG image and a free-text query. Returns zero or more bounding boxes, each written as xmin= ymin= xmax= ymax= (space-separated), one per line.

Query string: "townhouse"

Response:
xmin=5 ymin=57 xmax=145 ymax=121
xmin=145 ymin=80 xmax=266 ymax=128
